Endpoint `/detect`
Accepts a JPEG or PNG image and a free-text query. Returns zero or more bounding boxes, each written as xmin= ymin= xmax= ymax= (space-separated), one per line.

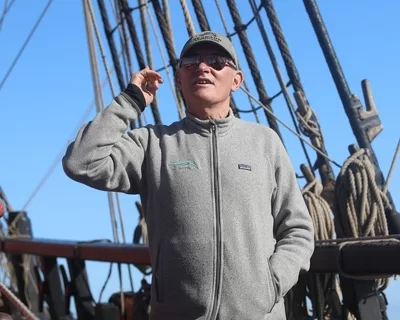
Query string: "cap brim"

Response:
xmin=180 ymin=41 xmax=234 ymax=61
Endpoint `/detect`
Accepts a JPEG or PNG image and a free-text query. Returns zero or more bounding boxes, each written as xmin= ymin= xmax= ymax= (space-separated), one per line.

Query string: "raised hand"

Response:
xmin=129 ymin=66 xmax=164 ymax=106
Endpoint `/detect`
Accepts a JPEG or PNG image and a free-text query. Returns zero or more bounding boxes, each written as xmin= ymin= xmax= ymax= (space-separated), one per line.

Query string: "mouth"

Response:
xmin=193 ymin=79 xmax=213 ymax=86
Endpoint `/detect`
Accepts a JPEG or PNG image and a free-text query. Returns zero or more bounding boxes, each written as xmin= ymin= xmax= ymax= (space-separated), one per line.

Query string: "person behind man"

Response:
xmin=62 ymin=31 xmax=314 ymax=320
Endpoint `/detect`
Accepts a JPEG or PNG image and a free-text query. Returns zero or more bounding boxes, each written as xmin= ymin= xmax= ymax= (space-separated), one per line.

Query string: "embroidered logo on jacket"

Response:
xmin=238 ymin=164 xmax=251 ymax=171
xmin=171 ymin=161 xmax=198 ymax=169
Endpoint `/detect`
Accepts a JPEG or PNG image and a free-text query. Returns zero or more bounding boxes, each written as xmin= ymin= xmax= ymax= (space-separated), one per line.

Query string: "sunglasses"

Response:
xmin=178 ymin=54 xmax=237 ymax=71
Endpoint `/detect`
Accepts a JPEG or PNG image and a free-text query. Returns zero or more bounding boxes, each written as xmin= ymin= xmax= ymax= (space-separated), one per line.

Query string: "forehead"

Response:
xmin=186 ymin=43 xmax=230 ymax=57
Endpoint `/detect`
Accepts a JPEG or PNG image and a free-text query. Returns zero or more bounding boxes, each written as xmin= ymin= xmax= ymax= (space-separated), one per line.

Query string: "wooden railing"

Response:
xmin=0 ymin=235 xmax=400 ymax=319
xmin=1 ymin=235 xmax=400 ymax=273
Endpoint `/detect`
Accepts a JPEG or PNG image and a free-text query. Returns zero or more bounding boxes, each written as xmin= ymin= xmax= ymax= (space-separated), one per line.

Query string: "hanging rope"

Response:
xmin=149 ymin=0 xmax=186 ymax=119
xmin=226 ymin=0 xmax=282 ymax=138
xmin=262 ymin=0 xmax=336 ymax=196
xmin=161 ymin=0 xmax=175 ymax=49
xmin=108 ymin=0 xmax=130 ymax=82
xmin=296 ymin=163 xmax=338 ymax=320
xmin=85 ymin=0 xmax=134 ymax=311
xmin=302 ymin=176 xmax=334 ymax=241
xmin=248 ymin=0 xmax=313 ymax=170
xmin=383 ymin=138 xmax=399 ymax=194
xmin=135 ymin=0 xmax=162 ymax=125
xmin=0 ymin=0 xmax=15 ymax=32
xmin=119 ymin=0 xmax=163 ymax=126
xmin=145 ymin=1 xmax=185 ymax=119
xmin=0 ymin=0 xmax=53 ymax=93
xmin=97 ymin=0 xmax=126 ymax=91
xmin=179 ymin=0 xmax=196 ymax=37
xmin=191 ymin=0 xmax=210 ymax=31
xmin=240 ymin=86 xmax=341 ymax=168
xmin=214 ymin=0 xmax=256 ymax=122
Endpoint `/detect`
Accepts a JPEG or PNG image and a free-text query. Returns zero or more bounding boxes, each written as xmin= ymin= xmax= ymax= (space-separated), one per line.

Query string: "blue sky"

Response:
xmin=1 ymin=0 xmax=399 ymax=317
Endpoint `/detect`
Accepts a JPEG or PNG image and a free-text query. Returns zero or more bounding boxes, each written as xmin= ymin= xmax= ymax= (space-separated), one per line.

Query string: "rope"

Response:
xmin=262 ymin=0 xmax=303 ymax=92
xmin=262 ymin=0 xmax=336 ymax=193
xmin=119 ymin=0 xmax=147 ymax=69
xmin=0 ymin=0 xmax=53 ymax=93
xmin=0 ymin=0 xmax=15 ymax=32
xmin=0 ymin=282 xmax=39 ymax=320
xmin=108 ymin=0 xmax=130 ymax=83
xmin=179 ymin=0 xmax=196 ymax=37
xmin=85 ymin=0 xmax=129 ymax=311
xmin=97 ymin=0 xmax=126 ymax=91
xmin=302 ymin=177 xmax=334 ymax=241
xmin=145 ymin=1 xmax=185 ymax=119
xmin=214 ymin=0 xmax=258 ymax=122
xmin=226 ymin=0 xmax=282 ymax=138
xmin=248 ymin=0 xmax=313 ymax=170
xmin=383 ymin=138 xmax=399 ymax=194
xmin=191 ymin=0 xmax=210 ymax=31
xmin=300 ymin=165 xmax=337 ymax=320
xmin=334 ymin=148 xmax=391 ymax=292
xmin=149 ymin=0 xmax=186 ymax=119
xmin=138 ymin=0 xmax=163 ymax=125
xmin=240 ymin=81 xmax=341 ymax=168
xmin=161 ymin=0 xmax=175 ymax=49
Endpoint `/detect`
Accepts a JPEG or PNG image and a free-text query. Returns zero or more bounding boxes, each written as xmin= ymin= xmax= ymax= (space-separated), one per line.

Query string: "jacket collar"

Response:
xmin=184 ymin=108 xmax=236 ymax=136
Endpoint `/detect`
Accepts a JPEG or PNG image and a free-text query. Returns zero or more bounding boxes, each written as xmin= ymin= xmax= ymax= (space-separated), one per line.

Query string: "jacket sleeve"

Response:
xmin=268 ymin=132 xmax=315 ymax=300
xmin=62 ymin=86 xmax=149 ymax=195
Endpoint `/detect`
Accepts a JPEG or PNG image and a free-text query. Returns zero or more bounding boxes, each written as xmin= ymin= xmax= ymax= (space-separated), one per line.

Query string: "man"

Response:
xmin=63 ymin=31 xmax=314 ymax=320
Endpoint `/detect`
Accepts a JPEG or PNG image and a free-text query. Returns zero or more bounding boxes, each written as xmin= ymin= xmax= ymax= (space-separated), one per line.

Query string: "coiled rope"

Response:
xmin=334 ymin=147 xmax=392 ymax=318
xmin=334 ymin=148 xmax=390 ymax=239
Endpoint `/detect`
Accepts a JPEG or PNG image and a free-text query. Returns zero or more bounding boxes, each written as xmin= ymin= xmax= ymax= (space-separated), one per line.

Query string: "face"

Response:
xmin=176 ymin=44 xmax=243 ymax=111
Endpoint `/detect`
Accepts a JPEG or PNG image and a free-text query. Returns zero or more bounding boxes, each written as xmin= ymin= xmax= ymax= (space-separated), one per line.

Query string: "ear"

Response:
xmin=231 ymin=70 xmax=244 ymax=92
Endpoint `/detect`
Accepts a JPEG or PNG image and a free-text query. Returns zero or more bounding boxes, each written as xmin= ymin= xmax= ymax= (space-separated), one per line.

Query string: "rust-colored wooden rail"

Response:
xmin=1 ymin=236 xmax=400 ymax=274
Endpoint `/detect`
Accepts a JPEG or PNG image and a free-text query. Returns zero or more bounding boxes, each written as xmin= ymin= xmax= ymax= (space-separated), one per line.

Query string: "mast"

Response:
xmin=302 ymin=0 xmax=399 ymax=232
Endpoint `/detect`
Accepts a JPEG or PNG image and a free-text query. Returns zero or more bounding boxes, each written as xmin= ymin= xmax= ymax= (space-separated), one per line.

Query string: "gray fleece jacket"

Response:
xmin=62 ymin=89 xmax=314 ymax=320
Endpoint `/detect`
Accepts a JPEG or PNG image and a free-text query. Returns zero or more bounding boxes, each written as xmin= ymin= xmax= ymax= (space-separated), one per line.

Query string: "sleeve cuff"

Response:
xmin=123 ymin=83 xmax=146 ymax=112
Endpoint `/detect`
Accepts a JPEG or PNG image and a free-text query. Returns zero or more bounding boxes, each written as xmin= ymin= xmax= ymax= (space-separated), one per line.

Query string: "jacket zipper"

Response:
xmin=209 ymin=124 xmax=222 ymax=320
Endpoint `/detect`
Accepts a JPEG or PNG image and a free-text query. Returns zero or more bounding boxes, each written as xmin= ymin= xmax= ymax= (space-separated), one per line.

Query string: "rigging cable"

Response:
xmin=138 ymin=0 xmax=161 ymax=125
xmin=0 ymin=0 xmax=15 ymax=32
xmin=226 ymin=0 xmax=282 ymax=139
xmin=85 ymin=0 xmax=142 ymax=312
xmin=97 ymin=0 xmax=126 ymax=91
xmin=0 ymin=0 xmax=53 ymax=93
xmin=248 ymin=0 xmax=313 ymax=171
xmin=240 ymin=86 xmax=341 ymax=168
xmin=149 ymin=0 xmax=186 ymax=119
xmin=191 ymin=0 xmax=210 ymax=31
xmin=109 ymin=0 xmax=132 ymax=84
xmin=179 ymin=0 xmax=196 ymax=37
xmin=119 ymin=0 xmax=162 ymax=125
xmin=215 ymin=0 xmax=259 ymax=123
xmin=145 ymin=0 xmax=185 ymax=120
xmin=383 ymin=138 xmax=399 ymax=194
xmin=261 ymin=0 xmax=336 ymax=194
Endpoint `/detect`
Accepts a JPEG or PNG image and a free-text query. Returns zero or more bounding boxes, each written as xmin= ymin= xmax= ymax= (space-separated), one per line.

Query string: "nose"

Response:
xmin=196 ymin=61 xmax=210 ymax=72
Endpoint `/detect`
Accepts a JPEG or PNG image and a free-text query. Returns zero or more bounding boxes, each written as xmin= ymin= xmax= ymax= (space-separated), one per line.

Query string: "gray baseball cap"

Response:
xmin=179 ymin=31 xmax=238 ymax=67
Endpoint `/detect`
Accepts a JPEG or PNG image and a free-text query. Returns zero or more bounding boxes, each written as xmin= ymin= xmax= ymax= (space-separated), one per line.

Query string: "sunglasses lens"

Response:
xmin=205 ymin=56 xmax=224 ymax=70
xmin=179 ymin=55 xmax=230 ymax=70
xmin=180 ymin=56 xmax=198 ymax=69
